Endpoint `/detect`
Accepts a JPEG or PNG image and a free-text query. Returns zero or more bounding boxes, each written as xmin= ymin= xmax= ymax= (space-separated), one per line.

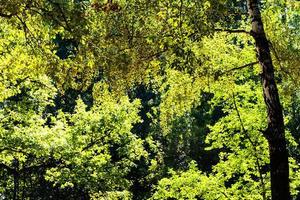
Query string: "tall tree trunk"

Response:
xmin=246 ymin=0 xmax=291 ymax=200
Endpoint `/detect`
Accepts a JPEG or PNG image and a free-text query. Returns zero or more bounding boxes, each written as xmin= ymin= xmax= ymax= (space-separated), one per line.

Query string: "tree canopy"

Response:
xmin=0 ymin=0 xmax=300 ymax=199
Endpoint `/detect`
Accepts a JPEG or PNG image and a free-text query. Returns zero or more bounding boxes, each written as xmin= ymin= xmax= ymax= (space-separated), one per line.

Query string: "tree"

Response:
xmin=247 ymin=0 xmax=290 ymax=199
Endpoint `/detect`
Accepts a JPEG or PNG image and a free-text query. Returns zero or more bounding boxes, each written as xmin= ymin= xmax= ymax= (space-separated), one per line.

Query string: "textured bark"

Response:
xmin=246 ymin=0 xmax=291 ymax=200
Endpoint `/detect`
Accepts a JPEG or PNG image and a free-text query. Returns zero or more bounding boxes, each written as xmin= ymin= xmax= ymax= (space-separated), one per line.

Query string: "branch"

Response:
xmin=0 ymin=163 xmax=16 ymax=174
xmin=214 ymin=28 xmax=251 ymax=34
xmin=232 ymin=92 xmax=246 ymax=133
xmin=0 ymin=147 xmax=31 ymax=155
xmin=31 ymin=7 xmax=69 ymax=31
xmin=81 ymin=137 xmax=105 ymax=152
xmin=82 ymin=139 xmax=100 ymax=152
xmin=268 ymin=41 xmax=297 ymax=84
xmin=49 ymin=0 xmax=72 ymax=32
xmin=0 ymin=1 xmax=32 ymax=19
xmin=0 ymin=12 xmax=15 ymax=18
xmin=16 ymin=15 xmax=31 ymax=42
xmin=215 ymin=61 xmax=259 ymax=79
xmin=225 ymin=61 xmax=259 ymax=73
xmin=179 ymin=0 xmax=183 ymax=29
xmin=141 ymin=49 xmax=168 ymax=61
xmin=21 ymin=160 xmax=59 ymax=173
xmin=232 ymin=92 xmax=267 ymax=200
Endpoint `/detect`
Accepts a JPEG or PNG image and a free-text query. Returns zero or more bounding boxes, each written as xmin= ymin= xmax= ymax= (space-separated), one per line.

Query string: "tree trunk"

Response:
xmin=246 ymin=0 xmax=291 ymax=200
xmin=12 ymin=159 xmax=19 ymax=200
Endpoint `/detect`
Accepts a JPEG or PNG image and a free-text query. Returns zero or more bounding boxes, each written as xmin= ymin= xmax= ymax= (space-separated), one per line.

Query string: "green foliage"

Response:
xmin=0 ymin=0 xmax=300 ymax=199
xmin=0 ymin=80 xmax=148 ymax=198
xmin=151 ymin=162 xmax=222 ymax=200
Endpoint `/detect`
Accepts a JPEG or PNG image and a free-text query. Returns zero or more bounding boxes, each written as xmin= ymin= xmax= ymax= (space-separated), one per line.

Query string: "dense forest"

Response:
xmin=0 ymin=0 xmax=300 ymax=199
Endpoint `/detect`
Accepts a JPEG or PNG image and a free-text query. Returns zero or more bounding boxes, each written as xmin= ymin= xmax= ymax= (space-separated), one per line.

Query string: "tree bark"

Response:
xmin=246 ymin=0 xmax=291 ymax=200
